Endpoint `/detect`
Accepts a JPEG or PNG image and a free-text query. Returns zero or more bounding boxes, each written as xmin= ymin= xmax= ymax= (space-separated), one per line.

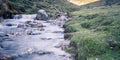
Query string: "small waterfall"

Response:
xmin=13 ymin=14 xmax=37 ymax=19
xmin=13 ymin=15 xmax=21 ymax=19
xmin=21 ymin=14 xmax=36 ymax=19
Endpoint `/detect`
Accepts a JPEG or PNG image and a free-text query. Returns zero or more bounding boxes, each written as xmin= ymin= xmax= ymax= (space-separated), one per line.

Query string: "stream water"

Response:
xmin=0 ymin=14 xmax=71 ymax=60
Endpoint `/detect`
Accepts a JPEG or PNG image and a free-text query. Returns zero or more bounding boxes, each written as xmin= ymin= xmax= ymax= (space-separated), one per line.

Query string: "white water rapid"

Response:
xmin=0 ymin=14 xmax=72 ymax=60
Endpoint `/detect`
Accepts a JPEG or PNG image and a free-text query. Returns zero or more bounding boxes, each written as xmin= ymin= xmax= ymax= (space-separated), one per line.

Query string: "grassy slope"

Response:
xmin=64 ymin=5 xmax=120 ymax=60
xmin=9 ymin=0 xmax=79 ymax=14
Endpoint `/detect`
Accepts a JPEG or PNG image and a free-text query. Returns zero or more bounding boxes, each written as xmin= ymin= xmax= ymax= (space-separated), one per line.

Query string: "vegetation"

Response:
xmin=105 ymin=0 xmax=120 ymax=5
xmin=9 ymin=0 xmax=79 ymax=14
xmin=65 ymin=5 xmax=120 ymax=60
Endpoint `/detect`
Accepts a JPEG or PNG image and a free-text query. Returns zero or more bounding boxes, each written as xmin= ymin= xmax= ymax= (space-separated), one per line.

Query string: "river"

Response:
xmin=0 ymin=14 xmax=71 ymax=60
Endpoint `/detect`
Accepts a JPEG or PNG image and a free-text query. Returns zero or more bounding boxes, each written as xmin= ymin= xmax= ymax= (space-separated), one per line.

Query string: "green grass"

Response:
xmin=65 ymin=5 xmax=120 ymax=60
xmin=9 ymin=0 xmax=80 ymax=15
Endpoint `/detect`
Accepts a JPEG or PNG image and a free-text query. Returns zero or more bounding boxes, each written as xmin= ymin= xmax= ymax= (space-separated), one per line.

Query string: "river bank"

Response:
xmin=63 ymin=5 xmax=120 ymax=60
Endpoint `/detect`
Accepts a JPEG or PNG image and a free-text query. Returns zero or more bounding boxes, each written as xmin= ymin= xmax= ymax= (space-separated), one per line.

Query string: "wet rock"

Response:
xmin=53 ymin=31 xmax=63 ymax=33
xmin=17 ymin=24 xmax=24 ymax=28
xmin=54 ymin=45 xmax=61 ymax=48
xmin=26 ymin=30 xmax=32 ymax=35
xmin=37 ymin=23 xmax=44 ymax=27
xmin=27 ymin=32 xmax=41 ymax=35
xmin=41 ymin=38 xmax=52 ymax=40
xmin=27 ymin=22 xmax=43 ymax=28
xmin=30 ymin=23 xmax=38 ymax=28
xmin=55 ymin=12 xmax=61 ymax=18
xmin=8 ymin=32 xmax=18 ymax=36
xmin=34 ymin=24 xmax=43 ymax=28
xmin=6 ymin=23 xmax=16 ymax=26
xmin=59 ymin=55 xmax=66 ymax=57
xmin=38 ymin=28 xmax=44 ymax=31
xmin=25 ymin=21 xmax=32 ymax=24
xmin=0 ymin=51 xmax=13 ymax=60
xmin=37 ymin=51 xmax=53 ymax=55
xmin=25 ymin=29 xmax=42 ymax=35
xmin=36 ymin=9 xmax=49 ymax=21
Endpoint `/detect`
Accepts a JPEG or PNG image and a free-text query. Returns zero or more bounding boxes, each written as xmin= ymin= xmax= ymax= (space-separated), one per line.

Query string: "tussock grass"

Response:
xmin=65 ymin=5 xmax=120 ymax=60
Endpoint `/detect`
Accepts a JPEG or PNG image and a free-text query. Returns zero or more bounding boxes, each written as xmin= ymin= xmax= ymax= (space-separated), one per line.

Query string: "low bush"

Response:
xmin=64 ymin=25 xmax=77 ymax=33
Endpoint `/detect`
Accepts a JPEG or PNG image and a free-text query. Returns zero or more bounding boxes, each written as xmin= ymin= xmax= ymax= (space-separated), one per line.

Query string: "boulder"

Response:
xmin=6 ymin=23 xmax=16 ymax=26
xmin=37 ymin=51 xmax=53 ymax=55
xmin=36 ymin=9 xmax=49 ymax=21
xmin=17 ymin=24 xmax=24 ymax=28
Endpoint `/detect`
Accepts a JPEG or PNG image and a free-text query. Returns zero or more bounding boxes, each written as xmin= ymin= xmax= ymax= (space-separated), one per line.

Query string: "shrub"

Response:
xmin=81 ymin=21 xmax=92 ymax=28
xmin=64 ymin=33 xmax=73 ymax=40
xmin=83 ymin=14 xmax=98 ymax=20
xmin=64 ymin=25 xmax=77 ymax=33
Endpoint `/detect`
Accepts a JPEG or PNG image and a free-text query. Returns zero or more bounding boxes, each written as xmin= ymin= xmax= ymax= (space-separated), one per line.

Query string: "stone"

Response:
xmin=17 ymin=24 xmax=24 ymax=28
xmin=37 ymin=51 xmax=53 ymax=55
xmin=25 ymin=21 xmax=32 ymax=24
xmin=36 ymin=9 xmax=49 ymax=21
xmin=30 ymin=23 xmax=38 ymax=28
xmin=54 ymin=45 xmax=61 ymax=48
xmin=29 ymin=22 xmax=44 ymax=28
xmin=6 ymin=24 xmax=13 ymax=26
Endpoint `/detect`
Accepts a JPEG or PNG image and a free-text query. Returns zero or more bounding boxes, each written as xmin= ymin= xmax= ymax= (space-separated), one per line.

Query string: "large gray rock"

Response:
xmin=36 ymin=9 xmax=49 ymax=21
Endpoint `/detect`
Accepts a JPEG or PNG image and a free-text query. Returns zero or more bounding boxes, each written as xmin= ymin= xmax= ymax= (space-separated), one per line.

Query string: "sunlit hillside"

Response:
xmin=67 ymin=0 xmax=100 ymax=6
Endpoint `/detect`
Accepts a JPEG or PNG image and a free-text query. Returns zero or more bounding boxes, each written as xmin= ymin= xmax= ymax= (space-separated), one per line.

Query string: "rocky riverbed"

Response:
xmin=0 ymin=14 xmax=71 ymax=60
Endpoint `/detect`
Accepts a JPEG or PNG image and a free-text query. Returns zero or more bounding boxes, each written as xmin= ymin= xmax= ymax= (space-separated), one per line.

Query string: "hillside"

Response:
xmin=9 ymin=0 xmax=79 ymax=14
xmin=63 ymin=0 xmax=120 ymax=60
xmin=0 ymin=0 xmax=80 ymax=20
xmin=64 ymin=5 xmax=120 ymax=60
